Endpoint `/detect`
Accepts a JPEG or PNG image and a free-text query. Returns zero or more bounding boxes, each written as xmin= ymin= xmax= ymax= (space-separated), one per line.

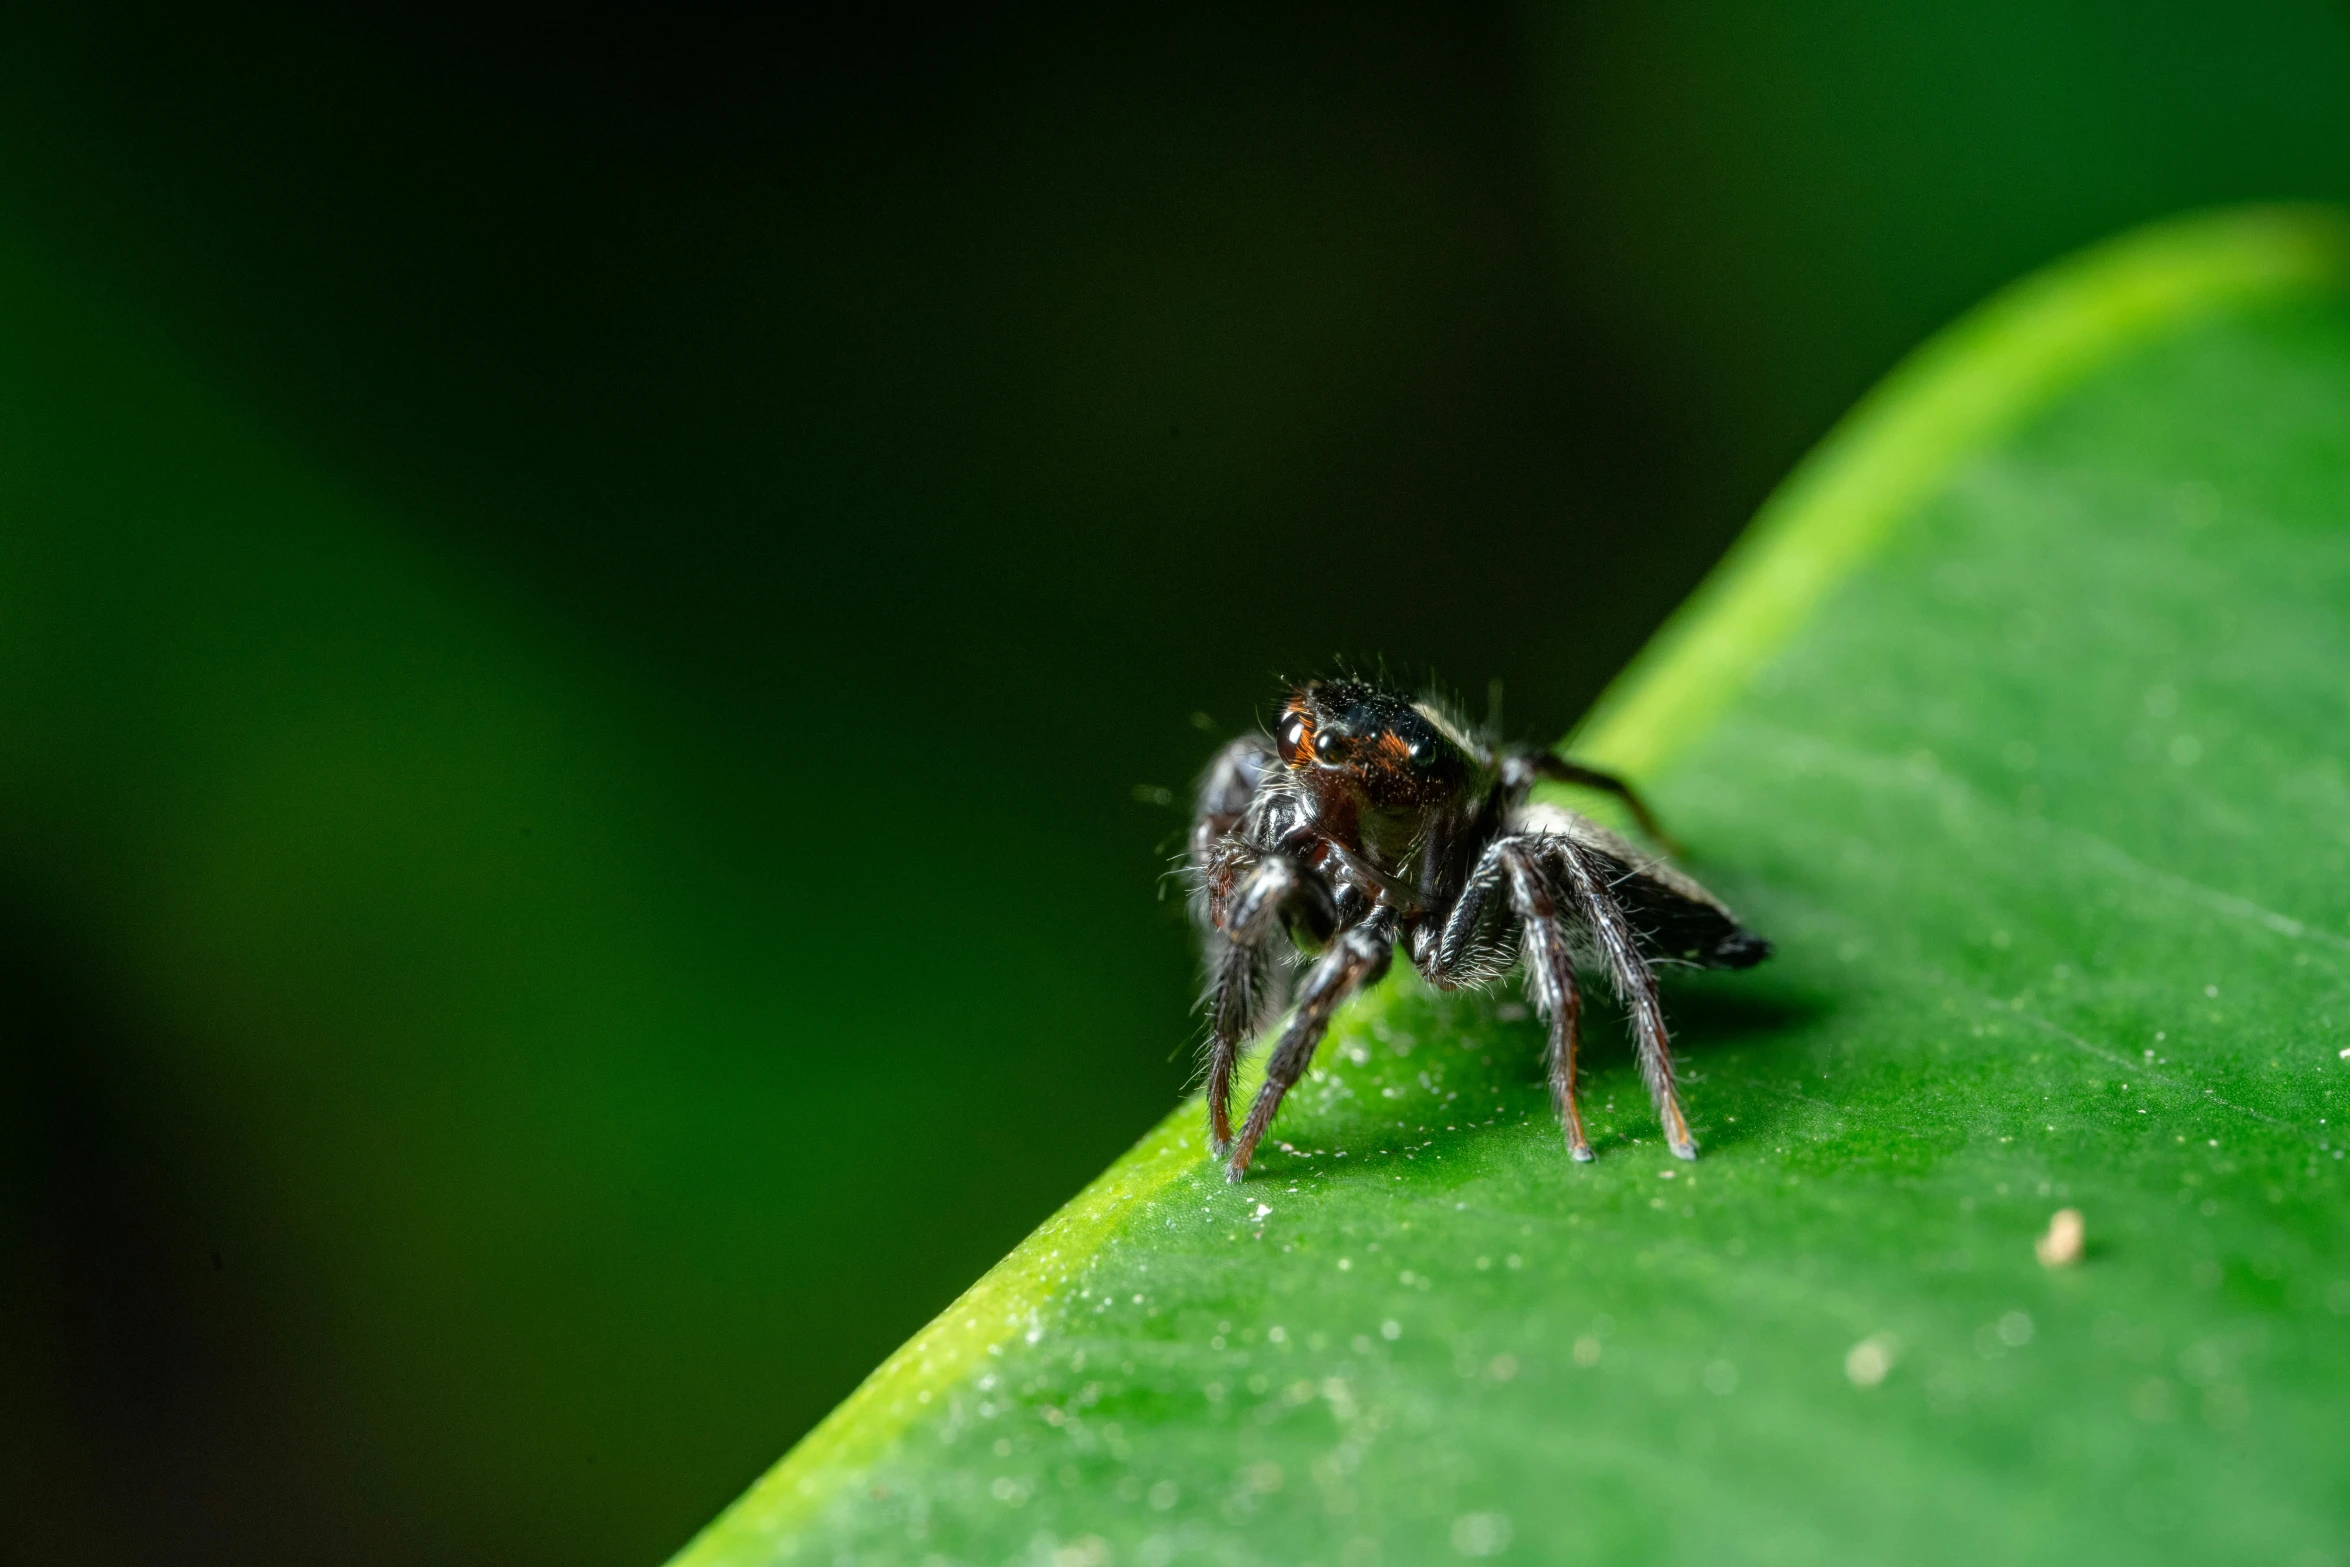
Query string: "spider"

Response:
xmin=1188 ymin=678 xmax=1769 ymax=1183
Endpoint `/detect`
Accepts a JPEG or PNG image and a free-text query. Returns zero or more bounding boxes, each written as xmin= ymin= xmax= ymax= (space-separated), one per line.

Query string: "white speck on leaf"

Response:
xmin=2036 ymin=1208 xmax=2085 ymax=1267
xmin=1846 ymin=1334 xmax=1898 ymax=1387
xmin=1451 ymin=1512 xmax=1513 ymax=1557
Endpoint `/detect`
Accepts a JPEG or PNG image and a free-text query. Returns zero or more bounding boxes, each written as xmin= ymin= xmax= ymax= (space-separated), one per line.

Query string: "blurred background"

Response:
xmin=3 ymin=4 xmax=2348 ymax=1563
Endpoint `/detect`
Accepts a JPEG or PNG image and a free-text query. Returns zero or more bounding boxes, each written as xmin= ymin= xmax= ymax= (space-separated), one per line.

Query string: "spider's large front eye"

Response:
xmin=1276 ymin=712 xmax=1310 ymax=764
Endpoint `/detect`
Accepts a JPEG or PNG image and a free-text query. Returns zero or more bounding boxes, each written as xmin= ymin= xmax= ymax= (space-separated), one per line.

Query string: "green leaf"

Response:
xmin=674 ymin=205 xmax=2350 ymax=1566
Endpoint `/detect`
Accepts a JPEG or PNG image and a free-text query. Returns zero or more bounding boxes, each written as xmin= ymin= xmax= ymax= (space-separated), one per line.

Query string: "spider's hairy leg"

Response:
xmin=1201 ymin=934 xmax=1262 ymax=1159
xmin=1191 ymin=734 xmax=1275 ymax=852
xmin=1492 ymin=844 xmax=1595 ymax=1161
xmin=1524 ymin=754 xmax=1678 ymax=853
xmin=1540 ymin=833 xmax=1697 ymax=1159
xmin=1427 ymin=843 xmax=1590 ymax=1160
xmin=1225 ymin=914 xmax=1394 ymax=1184
xmin=1188 ymin=731 xmax=1289 ymax=1155
xmin=1202 ymin=854 xmax=1330 ymax=1157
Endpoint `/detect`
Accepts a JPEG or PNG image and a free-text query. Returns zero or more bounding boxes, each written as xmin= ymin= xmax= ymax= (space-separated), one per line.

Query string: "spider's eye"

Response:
xmin=1276 ymin=713 xmax=1310 ymax=764
xmin=1407 ymin=738 xmax=1433 ymax=766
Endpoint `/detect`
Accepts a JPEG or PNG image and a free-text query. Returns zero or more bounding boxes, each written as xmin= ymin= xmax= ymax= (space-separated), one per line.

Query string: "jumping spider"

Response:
xmin=1189 ymin=678 xmax=1769 ymax=1182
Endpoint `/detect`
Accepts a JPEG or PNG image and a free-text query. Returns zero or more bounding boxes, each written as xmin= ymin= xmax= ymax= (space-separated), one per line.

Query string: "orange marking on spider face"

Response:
xmin=1373 ymin=730 xmax=1413 ymax=771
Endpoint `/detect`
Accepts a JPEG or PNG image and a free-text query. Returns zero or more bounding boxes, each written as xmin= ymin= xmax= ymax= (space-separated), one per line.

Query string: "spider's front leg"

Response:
xmin=1224 ymin=910 xmax=1394 ymax=1183
xmin=1201 ymin=852 xmax=1333 ymax=1157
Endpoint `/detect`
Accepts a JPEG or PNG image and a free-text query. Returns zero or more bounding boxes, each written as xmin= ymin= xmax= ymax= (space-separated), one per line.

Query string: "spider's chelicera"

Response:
xmin=1188 ymin=678 xmax=1769 ymax=1182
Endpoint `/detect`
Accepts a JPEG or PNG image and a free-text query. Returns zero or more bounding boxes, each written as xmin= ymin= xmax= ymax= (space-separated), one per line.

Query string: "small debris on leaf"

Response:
xmin=2036 ymin=1207 xmax=2085 ymax=1267
xmin=1845 ymin=1333 xmax=1899 ymax=1387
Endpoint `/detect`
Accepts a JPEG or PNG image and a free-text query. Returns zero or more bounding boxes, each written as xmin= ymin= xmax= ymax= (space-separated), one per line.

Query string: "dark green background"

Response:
xmin=3 ymin=6 xmax=2347 ymax=1565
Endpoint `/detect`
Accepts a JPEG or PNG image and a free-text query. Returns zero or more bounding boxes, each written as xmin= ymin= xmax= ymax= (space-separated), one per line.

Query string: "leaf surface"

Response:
xmin=675 ymin=207 xmax=2350 ymax=1566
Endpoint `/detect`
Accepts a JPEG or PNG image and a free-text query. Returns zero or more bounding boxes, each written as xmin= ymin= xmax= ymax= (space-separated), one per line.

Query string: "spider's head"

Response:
xmin=1274 ymin=680 xmax=1475 ymax=818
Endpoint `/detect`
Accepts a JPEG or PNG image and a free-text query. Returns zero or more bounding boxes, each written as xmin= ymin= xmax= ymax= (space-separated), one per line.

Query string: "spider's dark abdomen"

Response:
xmin=1708 ymin=930 xmax=1774 ymax=969
xmin=1509 ymin=801 xmax=1768 ymax=971
xmin=1608 ymin=865 xmax=1773 ymax=970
